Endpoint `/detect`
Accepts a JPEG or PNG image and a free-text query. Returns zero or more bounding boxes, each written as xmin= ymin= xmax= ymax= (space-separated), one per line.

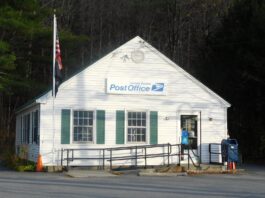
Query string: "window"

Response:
xmin=127 ymin=112 xmax=146 ymax=143
xmin=32 ymin=110 xmax=39 ymax=144
xmin=22 ymin=114 xmax=30 ymax=144
xmin=20 ymin=116 xmax=23 ymax=144
xmin=73 ymin=110 xmax=93 ymax=142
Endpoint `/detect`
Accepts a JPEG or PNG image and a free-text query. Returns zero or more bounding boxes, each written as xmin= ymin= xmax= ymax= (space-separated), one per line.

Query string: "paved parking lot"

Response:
xmin=0 ymin=165 xmax=264 ymax=198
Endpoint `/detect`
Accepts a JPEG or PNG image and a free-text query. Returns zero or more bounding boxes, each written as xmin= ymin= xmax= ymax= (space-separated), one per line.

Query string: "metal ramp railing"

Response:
xmin=61 ymin=143 xmax=201 ymax=171
xmin=209 ymin=143 xmax=223 ymax=164
xmin=186 ymin=144 xmax=201 ymax=169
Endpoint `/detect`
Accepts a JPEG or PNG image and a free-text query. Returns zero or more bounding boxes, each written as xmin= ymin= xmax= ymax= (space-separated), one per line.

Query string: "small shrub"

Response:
xmin=2 ymin=151 xmax=19 ymax=169
xmin=2 ymin=151 xmax=36 ymax=171
xmin=16 ymin=164 xmax=36 ymax=172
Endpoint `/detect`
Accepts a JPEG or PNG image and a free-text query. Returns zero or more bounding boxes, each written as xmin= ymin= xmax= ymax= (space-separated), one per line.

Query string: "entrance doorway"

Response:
xmin=180 ymin=115 xmax=198 ymax=150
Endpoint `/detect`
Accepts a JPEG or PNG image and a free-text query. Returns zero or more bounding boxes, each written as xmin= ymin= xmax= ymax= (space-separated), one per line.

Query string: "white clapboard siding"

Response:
xmin=18 ymin=36 xmax=229 ymax=166
xmin=15 ymin=105 xmax=40 ymax=162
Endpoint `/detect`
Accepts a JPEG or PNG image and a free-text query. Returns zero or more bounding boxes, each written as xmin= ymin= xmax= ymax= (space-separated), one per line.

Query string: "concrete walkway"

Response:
xmin=65 ymin=170 xmax=117 ymax=178
xmin=65 ymin=168 xmax=189 ymax=177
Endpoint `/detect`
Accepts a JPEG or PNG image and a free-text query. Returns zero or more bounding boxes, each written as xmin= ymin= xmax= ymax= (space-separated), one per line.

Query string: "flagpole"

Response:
xmin=52 ymin=13 xmax=56 ymax=164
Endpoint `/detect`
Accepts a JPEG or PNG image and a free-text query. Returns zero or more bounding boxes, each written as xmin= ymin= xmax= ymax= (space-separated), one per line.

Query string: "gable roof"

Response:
xmin=17 ymin=36 xmax=230 ymax=113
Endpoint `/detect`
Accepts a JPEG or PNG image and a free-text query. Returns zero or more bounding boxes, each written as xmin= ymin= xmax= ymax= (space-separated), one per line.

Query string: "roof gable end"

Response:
xmin=32 ymin=36 xmax=230 ymax=107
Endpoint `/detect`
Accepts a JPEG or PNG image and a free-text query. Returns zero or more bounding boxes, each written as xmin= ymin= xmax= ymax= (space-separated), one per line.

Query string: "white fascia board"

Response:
xmin=35 ymin=91 xmax=52 ymax=104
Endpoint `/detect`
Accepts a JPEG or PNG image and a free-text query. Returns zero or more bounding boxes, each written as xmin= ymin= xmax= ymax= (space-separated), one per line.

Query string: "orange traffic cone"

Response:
xmin=36 ymin=154 xmax=43 ymax=172
xmin=227 ymin=162 xmax=233 ymax=170
xmin=232 ymin=162 xmax=236 ymax=170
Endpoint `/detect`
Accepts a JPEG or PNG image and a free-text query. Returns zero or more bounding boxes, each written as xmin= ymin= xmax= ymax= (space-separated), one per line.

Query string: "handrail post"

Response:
xmin=144 ymin=147 xmax=147 ymax=169
xmin=110 ymin=149 xmax=112 ymax=172
xmin=176 ymin=144 xmax=180 ymax=165
xmin=209 ymin=144 xmax=211 ymax=164
xmin=178 ymin=145 xmax=180 ymax=165
xmin=103 ymin=149 xmax=105 ymax=170
xmin=188 ymin=146 xmax=190 ymax=170
xmin=135 ymin=146 xmax=138 ymax=168
xmin=66 ymin=149 xmax=69 ymax=171
xmin=167 ymin=143 xmax=170 ymax=166
xmin=71 ymin=149 xmax=74 ymax=161
xmin=61 ymin=148 xmax=63 ymax=167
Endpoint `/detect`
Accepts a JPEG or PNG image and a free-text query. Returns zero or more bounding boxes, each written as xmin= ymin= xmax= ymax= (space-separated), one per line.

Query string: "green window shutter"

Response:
xmin=61 ymin=109 xmax=70 ymax=144
xmin=150 ymin=111 xmax=158 ymax=144
xmin=96 ymin=110 xmax=105 ymax=144
xmin=116 ymin=110 xmax=125 ymax=144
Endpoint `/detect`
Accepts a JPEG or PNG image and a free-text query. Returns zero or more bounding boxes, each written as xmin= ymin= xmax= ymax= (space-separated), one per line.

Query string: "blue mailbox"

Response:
xmin=221 ymin=139 xmax=238 ymax=162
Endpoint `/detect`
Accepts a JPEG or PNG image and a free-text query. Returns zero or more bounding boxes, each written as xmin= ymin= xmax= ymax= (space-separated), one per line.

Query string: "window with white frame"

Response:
xmin=127 ymin=111 xmax=146 ymax=143
xmin=22 ymin=114 xmax=30 ymax=144
xmin=73 ymin=110 xmax=93 ymax=142
xmin=32 ymin=110 xmax=39 ymax=144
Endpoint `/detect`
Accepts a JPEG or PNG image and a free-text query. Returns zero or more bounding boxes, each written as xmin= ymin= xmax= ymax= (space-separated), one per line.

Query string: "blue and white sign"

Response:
xmin=106 ymin=79 xmax=167 ymax=95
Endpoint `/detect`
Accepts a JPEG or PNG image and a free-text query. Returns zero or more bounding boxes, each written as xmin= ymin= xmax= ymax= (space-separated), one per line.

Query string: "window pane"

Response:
xmin=142 ymin=130 xmax=146 ymax=141
xmin=128 ymin=120 xmax=132 ymax=126
xmin=74 ymin=111 xmax=78 ymax=117
xmin=128 ymin=128 xmax=132 ymax=135
xmin=88 ymin=127 xmax=93 ymax=141
xmin=89 ymin=118 xmax=93 ymax=126
xmin=128 ymin=135 xmax=132 ymax=142
xmin=137 ymin=134 xmax=141 ymax=141
xmin=137 ymin=128 xmax=141 ymax=135
xmin=89 ymin=112 xmax=93 ymax=118
xmin=74 ymin=119 xmax=78 ymax=125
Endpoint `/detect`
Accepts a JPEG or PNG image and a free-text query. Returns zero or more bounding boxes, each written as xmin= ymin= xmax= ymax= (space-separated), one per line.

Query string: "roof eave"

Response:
xmin=15 ymin=100 xmax=38 ymax=114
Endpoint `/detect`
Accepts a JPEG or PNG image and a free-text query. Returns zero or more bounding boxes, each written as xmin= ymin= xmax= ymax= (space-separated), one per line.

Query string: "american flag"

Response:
xmin=54 ymin=26 xmax=63 ymax=96
xmin=56 ymin=32 xmax=63 ymax=70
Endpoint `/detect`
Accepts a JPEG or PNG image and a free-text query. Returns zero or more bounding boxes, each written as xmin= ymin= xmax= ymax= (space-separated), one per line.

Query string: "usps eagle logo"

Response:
xmin=151 ymin=83 xmax=164 ymax=92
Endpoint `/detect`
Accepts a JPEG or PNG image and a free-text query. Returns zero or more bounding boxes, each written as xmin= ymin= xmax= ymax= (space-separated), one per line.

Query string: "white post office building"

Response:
xmin=15 ymin=36 xmax=230 ymax=168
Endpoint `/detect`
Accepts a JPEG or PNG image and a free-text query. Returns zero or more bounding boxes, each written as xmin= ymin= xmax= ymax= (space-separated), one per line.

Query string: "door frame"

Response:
xmin=177 ymin=110 xmax=202 ymax=162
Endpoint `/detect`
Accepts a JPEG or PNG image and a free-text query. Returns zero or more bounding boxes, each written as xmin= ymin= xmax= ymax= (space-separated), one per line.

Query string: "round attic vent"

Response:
xmin=131 ymin=50 xmax=144 ymax=63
